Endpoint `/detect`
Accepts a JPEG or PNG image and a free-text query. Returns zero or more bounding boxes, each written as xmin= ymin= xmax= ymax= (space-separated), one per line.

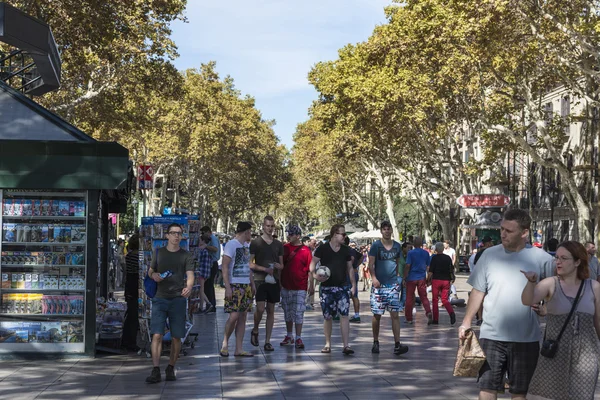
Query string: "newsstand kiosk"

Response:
xmin=0 ymin=82 xmax=129 ymax=357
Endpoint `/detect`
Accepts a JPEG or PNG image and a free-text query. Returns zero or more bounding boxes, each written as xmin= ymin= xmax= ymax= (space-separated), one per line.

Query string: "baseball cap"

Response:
xmin=482 ymin=236 xmax=493 ymax=243
xmin=286 ymin=225 xmax=302 ymax=236
xmin=235 ymin=221 xmax=252 ymax=233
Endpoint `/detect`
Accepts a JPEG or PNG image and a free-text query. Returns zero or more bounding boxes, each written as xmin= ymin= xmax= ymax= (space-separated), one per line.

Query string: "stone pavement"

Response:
xmin=0 ymin=274 xmax=597 ymax=399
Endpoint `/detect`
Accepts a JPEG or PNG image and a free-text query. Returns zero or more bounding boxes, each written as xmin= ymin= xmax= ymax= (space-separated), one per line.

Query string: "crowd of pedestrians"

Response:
xmin=142 ymin=210 xmax=600 ymax=400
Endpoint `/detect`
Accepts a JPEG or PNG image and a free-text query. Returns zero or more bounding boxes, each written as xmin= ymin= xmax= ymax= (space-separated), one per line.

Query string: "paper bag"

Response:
xmin=453 ymin=329 xmax=486 ymax=377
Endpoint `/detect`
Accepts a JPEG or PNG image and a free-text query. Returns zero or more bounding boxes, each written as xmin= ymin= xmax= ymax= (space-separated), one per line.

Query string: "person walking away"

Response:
xmin=249 ymin=216 xmax=284 ymax=352
xmin=522 ymin=241 xmax=600 ymax=400
xmin=145 ymin=223 xmax=195 ymax=383
xmin=220 ymin=222 xmax=256 ymax=357
xmin=458 ymin=209 xmax=555 ymax=399
xmin=194 ymin=231 xmax=214 ymax=313
xmin=427 ymin=242 xmax=455 ymax=325
xmin=403 ymin=237 xmax=432 ymax=324
xmin=398 ymin=242 xmax=412 ymax=311
xmin=279 ymin=226 xmax=312 ymax=349
xmin=348 ymin=240 xmax=362 ymax=323
xmin=368 ymin=221 xmax=409 ymax=355
xmin=122 ymin=234 xmax=140 ymax=351
xmin=303 ymin=236 xmax=317 ymax=311
xmin=308 ymin=224 xmax=356 ymax=355
xmin=585 ymin=241 xmax=600 ymax=282
xmin=200 ymin=226 xmax=220 ymax=313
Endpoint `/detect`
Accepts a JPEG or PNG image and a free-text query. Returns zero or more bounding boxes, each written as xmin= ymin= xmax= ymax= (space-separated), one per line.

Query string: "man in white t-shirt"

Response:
xmin=443 ymin=240 xmax=456 ymax=265
xmin=220 ymin=222 xmax=256 ymax=357
xmin=458 ymin=209 xmax=554 ymax=399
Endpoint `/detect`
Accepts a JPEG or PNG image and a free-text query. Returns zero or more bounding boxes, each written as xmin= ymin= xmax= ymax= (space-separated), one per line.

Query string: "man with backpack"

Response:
xmin=279 ymin=225 xmax=313 ymax=349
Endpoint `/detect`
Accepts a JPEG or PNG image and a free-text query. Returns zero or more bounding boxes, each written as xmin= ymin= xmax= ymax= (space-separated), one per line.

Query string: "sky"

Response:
xmin=170 ymin=0 xmax=393 ymax=149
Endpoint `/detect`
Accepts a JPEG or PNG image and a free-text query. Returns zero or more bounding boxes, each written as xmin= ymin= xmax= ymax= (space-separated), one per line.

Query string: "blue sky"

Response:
xmin=170 ymin=0 xmax=393 ymax=149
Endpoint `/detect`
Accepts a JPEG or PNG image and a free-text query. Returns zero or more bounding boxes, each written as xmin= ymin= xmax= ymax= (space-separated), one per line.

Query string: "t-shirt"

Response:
xmin=589 ymin=256 xmax=599 ymax=279
xmin=223 ymin=239 xmax=251 ymax=285
xmin=468 ymin=244 xmax=555 ymax=342
xmin=405 ymin=248 xmax=430 ymax=281
xmin=350 ymin=248 xmax=362 ymax=269
xmin=368 ymin=240 xmax=402 ymax=286
xmin=468 ymin=253 xmax=476 ymax=271
xmin=281 ymin=243 xmax=313 ymax=290
xmin=209 ymin=234 xmax=221 ymax=262
xmin=443 ymin=247 xmax=456 ymax=262
xmin=397 ymin=253 xmax=406 ymax=278
xmin=250 ymin=236 xmax=284 ymax=282
xmin=429 ymin=253 xmax=454 ymax=281
xmin=150 ymin=247 xmax=195 ymax=299
xmin=314 ymin=243 xmax=351 ymax=287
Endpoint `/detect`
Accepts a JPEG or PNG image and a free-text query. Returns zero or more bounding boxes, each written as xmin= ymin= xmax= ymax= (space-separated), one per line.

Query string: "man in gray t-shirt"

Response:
xmin=458 ymin=209 xmax=554 ymax=398
xmin=585 ymin=242 xmax=600 ymax=282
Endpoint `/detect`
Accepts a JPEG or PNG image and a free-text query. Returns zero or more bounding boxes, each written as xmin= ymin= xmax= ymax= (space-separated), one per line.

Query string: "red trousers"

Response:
xmin=405 ymin=279 xmax=431 ymax=321
xmin=431 ymin=279 xmax=454 ymax=321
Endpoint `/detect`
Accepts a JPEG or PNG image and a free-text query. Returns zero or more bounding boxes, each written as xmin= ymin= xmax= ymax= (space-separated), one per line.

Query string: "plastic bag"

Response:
xmin=453 ymin=329 xmax=486 ymax=377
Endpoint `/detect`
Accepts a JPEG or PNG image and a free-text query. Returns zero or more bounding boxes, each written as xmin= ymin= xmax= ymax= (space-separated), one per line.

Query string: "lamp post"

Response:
xmin=403 ymin=214 xmax=409 ymax=242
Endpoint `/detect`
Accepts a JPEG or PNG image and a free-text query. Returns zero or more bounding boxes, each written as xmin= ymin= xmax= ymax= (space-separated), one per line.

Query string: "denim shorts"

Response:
xmin=151 ymin=296 xmax=187 ymax=339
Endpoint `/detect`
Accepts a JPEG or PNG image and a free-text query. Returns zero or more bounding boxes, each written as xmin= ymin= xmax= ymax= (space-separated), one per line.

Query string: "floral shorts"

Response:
xmin=224 ymin=284 xmax=253 ymax=313
xmin=319 ymin=286 xmax=350 ymax=320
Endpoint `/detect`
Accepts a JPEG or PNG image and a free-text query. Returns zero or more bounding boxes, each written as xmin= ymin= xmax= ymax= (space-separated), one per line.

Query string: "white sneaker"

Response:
xmin=412 ymin=307 xmax=417 ymax=315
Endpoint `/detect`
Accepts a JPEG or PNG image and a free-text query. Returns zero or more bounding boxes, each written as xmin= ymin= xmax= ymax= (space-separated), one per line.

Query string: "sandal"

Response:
xmin=219 ymin=349 xmax=229 ymax=357
xmin=321 ymin=346 xmax=331 ymax=354
xmin=264 ymin=343 xmax=274 ymax=352
xmin=342 ymin=346 xmax=354 ymax=355
xmin=234 ymin=351 xmax=254 ymax=357
xmin=250 ymin=330 xmax=259 ymax=347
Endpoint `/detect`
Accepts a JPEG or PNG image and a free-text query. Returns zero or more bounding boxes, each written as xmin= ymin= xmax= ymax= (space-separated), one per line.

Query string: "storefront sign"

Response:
xmin=456 ymin=194 xmax=510 ymax=208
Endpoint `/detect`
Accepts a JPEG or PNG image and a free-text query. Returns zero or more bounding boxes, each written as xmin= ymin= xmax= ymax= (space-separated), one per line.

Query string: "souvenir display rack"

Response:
xmin=0 ymin=190 xmax=87 ymax=352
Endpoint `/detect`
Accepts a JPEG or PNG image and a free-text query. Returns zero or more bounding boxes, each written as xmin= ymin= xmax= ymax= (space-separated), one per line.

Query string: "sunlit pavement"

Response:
xmin=1 ymin=274 xmax=599 ymax=399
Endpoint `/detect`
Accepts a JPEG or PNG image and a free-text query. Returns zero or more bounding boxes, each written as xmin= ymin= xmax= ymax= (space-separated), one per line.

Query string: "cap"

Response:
xmin=286 ymin=225 xmax=302 ymax=236
xmin=235 ymin=221 xmax=252 ymax=233
xmin=482 ymin=236 xmax=493 ymax=243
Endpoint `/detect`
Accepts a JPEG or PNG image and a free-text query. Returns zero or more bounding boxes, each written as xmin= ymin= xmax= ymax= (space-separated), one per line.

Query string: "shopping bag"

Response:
xmin=144 ymin=275 xmax=157 ymax=298
xmin=453 ymin=329 xmax=486 ymax=377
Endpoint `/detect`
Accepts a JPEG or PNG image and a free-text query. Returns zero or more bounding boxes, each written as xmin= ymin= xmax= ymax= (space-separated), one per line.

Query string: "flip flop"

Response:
xmin=321 ymin=346 xmax=331 ymax=354
xmin=264 ymin=343 xmax=274 ymax=352
xmin=219 ymin=349 xmax=229 ymax=357
xmin=250 ymin=330 xmax=259 ymax=347
xmin=234 ymin=351 xmax=254 ymax=357
xmin=342 ymin=346 xmax=354 ymax=355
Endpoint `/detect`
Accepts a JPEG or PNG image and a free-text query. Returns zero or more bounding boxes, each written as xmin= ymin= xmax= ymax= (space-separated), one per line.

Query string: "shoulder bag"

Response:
xmin=540 ymin=278 xmax=584 ymax=358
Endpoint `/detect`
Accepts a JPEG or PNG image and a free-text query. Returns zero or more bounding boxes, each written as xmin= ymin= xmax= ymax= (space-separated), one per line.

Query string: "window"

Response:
xmin=561 ymin=96 xmax=570 ymax=135
xmin=544 ymin=102 xmax=554 ymax=125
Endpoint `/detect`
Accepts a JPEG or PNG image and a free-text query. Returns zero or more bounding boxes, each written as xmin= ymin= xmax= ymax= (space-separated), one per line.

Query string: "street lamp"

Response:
xmin=403 ymin=214 xmax=409 ymax=242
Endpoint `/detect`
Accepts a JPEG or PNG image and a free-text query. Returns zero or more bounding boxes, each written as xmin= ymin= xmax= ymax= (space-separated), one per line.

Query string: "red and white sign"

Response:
xmin=138 ymin=165 xmax=154 ymax=189
xmin=456 ymin=194 xmax=510 ymax=208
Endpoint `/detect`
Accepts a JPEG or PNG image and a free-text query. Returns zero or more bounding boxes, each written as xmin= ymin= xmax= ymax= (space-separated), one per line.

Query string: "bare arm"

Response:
xmin=182 ymin=270 xmax=195 ymax=298
xmin=249 ymin=254 xmax=274 ymax=274
xmin=222 ymin=255 xmax=232 ymax=290
xmin=404 ymin=264 xmax=411 ymax=280
xmin=308 ymin=255 xmax=321 ymax=294
xmin=458 ymin=288 xmax=485 ymax=340
xmin=348 ymin=260 xmax=356 ymax=288
xmin=368 ymin=255 xmax=378 ymax=287
xmin=522 ymin=276 xmax=554 ymax=306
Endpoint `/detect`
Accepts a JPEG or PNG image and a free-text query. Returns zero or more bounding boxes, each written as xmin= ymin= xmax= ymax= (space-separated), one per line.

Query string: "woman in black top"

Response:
xmin=122 ymin=234 xmax=140 ymax=351
xmin=427 ymin=242 xmax=456 ymax=325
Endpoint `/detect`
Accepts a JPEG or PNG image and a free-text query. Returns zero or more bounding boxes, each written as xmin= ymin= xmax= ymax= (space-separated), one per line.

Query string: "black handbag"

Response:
xmin=540 ymin=279 xmax=584 ymax=358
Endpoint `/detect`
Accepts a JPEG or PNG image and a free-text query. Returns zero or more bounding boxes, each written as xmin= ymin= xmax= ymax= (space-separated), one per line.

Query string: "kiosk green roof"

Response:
xmin=0 ymin=81 xmax=129 ymax=190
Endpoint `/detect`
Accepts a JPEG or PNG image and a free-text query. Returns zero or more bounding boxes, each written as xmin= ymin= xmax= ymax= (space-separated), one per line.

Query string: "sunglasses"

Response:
xmin=168 ymin=231 xmax=183 ymax=236
xmin=337 ymin=232 xmax=347 ymax=237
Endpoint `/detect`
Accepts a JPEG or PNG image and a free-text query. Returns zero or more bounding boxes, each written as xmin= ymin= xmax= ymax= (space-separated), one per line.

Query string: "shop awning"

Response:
xmin=0 ymin=81 xmax=129 ymax=190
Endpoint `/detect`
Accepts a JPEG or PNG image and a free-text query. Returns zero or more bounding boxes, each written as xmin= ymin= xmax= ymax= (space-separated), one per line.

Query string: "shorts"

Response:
xmin=281 ymin=288 xmax=306 ymax=324
xmin=478 ymin=339 xmax=539 ymax=395
xmin=224 ymin=284 xmax=253 ymax=313
xmin=320 ymin=286 xmax=350 ymax=320
xmin=255 ymin=281 xmax=281 ymax=303
xmin=150 ymin=296 xmax=187 ymax=339
xmin=370 ymin=284 xmax=401 ymax=315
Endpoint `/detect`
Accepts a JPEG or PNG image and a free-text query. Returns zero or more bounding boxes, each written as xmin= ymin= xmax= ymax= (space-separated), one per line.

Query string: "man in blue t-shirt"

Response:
xmin=403 ymin=237 xmax=432 ymax=324
xmin=368 ymin=221 xmax=409 ymax=355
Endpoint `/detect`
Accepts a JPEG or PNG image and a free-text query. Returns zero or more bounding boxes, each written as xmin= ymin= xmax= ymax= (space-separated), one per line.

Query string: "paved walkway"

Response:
xmin=0 ymin=275 xmax=597 ymax=399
